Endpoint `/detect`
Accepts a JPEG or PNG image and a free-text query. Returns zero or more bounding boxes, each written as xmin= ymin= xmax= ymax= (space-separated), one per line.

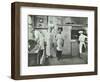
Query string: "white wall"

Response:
xmin=0 ymin=0 xmax=100 ymax=82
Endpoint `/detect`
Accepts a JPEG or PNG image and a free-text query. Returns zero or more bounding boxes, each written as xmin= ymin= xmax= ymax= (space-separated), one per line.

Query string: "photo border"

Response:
xmin=11 ymin=2 xmax=98 ymax=80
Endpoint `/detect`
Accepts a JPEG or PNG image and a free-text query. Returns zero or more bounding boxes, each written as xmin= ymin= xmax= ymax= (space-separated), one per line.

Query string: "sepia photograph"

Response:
xmin=28 ymin=15 xmax=88 ymax=66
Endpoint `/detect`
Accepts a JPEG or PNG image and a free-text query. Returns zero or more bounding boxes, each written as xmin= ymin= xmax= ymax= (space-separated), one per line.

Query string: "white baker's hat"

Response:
xmin=78 ymin=31 xmax=83 ymax=34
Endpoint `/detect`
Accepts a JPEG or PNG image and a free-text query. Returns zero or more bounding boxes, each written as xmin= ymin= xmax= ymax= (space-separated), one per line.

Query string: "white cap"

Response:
xmin=78 ymin=31 xmax=83 ymax=34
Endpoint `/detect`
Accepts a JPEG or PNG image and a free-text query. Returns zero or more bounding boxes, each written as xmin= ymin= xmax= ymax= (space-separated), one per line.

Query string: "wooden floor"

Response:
xmin=28 ymin=53 xmax=87 ymax=66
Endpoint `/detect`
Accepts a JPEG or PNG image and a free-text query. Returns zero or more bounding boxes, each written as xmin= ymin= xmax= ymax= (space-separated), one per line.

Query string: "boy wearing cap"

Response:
xmin=78 ymin=31 xmax=87 ymax=54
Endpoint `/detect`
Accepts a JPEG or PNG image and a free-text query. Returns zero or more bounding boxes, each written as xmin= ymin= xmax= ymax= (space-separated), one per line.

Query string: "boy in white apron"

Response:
xmin=56 ymin=27 xmax=64 ymax=60
xmin=34 ymin=30 xmax=45 ymax=65
xmin=78 ymin=31 xmax=87 ymax=54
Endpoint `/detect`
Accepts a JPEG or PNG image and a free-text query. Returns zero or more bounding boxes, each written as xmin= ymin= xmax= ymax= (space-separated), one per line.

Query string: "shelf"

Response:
xmin=34 ymin=28 xmax=48 ymax=30
xmin=57 ymin=24 xmax=87 ymax=27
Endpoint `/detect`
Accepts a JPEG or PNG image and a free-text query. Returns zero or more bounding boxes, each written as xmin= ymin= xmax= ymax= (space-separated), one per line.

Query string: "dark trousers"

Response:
xmin=38 ymin=50 xmax=43 ymax=64
xmin=56 ymin=50 xmax=62 ymax=60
